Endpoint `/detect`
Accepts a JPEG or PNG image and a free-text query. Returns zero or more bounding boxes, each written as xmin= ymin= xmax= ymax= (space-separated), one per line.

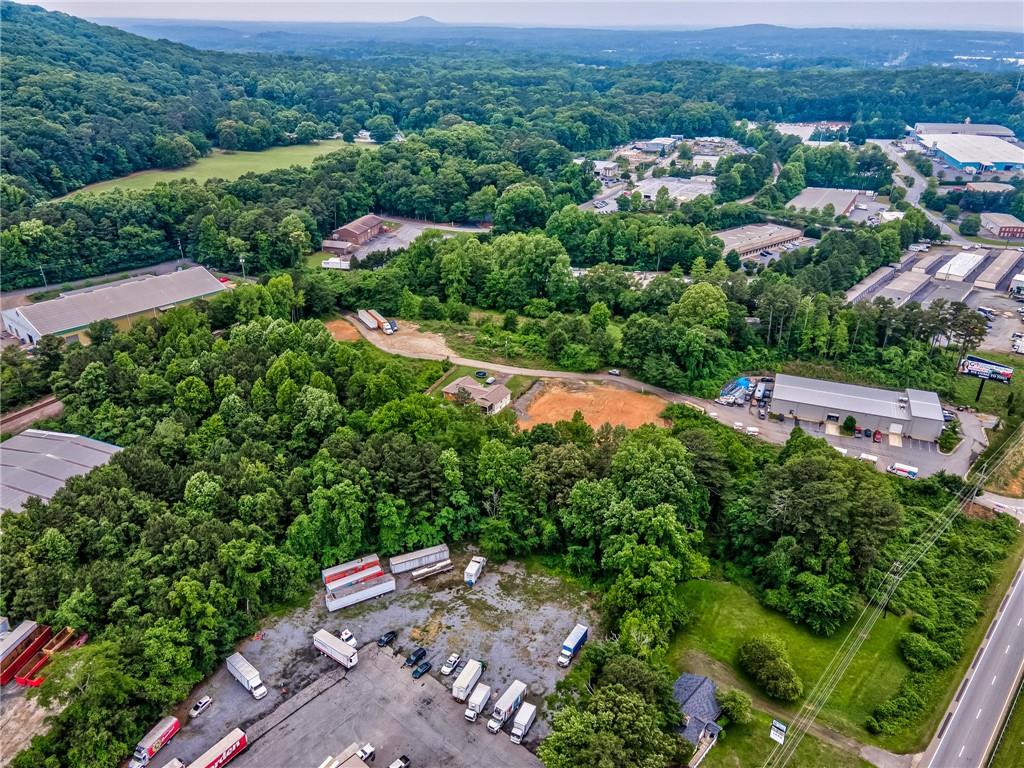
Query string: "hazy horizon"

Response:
xmin=27 ymin=0 xmax=1024 ymax=32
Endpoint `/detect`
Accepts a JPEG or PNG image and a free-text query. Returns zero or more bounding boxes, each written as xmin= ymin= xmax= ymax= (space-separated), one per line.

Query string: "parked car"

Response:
xmin=441 ymin=653 xmax=461 ymax=675
xmin=188 ymin=696 xmax=212 ymax=719
xmin=942 ymin=409 xmax=956 ymax=422
xmin=863 ymin=429 xmax=873 ymax=440
xmin=474 ymin=370 xmax=487 ymax=379
xmin=412 ymin=661 xmax=433 ymax=679
xmin=873 ymin=430 xmax=883 ymax=443
xmin=377 ymin=630 xmax=397 ymax=647
xmin=608 ymin=369 xmax=621 ymax=376
xmin=758 ymin=408 xmax=767 ymax=420
xmin=404 ymin=647 xmax=427 ymax=667
xmin=485 ymin=376 xmax=496 ymax=385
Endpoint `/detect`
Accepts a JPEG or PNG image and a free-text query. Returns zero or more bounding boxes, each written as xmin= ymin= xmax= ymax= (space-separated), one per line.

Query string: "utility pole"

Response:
xmin=239 ymin=255 xmax=247 ymax=280
xmin=175 ymin=237 xmax=185 ymax=269
xmin=37 ymin=263 xmax=48 ymax=288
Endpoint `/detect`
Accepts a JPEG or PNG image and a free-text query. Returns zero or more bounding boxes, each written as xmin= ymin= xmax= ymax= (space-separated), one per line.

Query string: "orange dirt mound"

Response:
xmin=519 ymin=381 xmax=670 ymax=430
xmin=324 ymin=318 xmax=362 ymax=342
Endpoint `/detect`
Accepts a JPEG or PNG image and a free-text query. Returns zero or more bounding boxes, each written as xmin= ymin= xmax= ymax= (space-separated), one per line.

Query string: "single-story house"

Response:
xmin=442 ymin=376 xmax=511 ymax=415
xmin=674 ymin=674 xmax=722 ymax=768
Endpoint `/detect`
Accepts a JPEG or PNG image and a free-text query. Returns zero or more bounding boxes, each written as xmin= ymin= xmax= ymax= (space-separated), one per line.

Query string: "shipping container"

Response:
xmin=321 ymin=554 xmax=381 ymax=586
xmin=389 ymin=543 xmax=450 ymax=574
xmin=1 ymin=623 xmax=51 ymax=685
xmin=326 ymin=566 xmax=385 ymax=597
xmin=325 ymin=573 xmax=396 ymax=612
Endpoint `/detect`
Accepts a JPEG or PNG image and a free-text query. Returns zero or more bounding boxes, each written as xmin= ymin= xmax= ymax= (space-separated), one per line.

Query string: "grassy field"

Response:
xmin=62 ymin=140 xmax=358 ymax=197
xmin=704 ymin=709 xmax=872 ymax=768
xmin=668 ymin=579 xmax=912 ymax=743
xmin=427 ymin=365 xmax=536 ymax=401
xmin=990 ymin=682 xmax=1024 ymax=768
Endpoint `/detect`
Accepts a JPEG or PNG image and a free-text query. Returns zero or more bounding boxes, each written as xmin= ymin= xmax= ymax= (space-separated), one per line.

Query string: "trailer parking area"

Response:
xmin=158 ymin=555 xmax=594 ymax=766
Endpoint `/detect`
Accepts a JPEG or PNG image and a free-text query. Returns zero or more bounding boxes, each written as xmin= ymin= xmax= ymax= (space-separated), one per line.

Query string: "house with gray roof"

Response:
xmin=674 ymin=674 xmax=722 ymax=767
xmin=0 ymin=429 xmax=121 ymax=513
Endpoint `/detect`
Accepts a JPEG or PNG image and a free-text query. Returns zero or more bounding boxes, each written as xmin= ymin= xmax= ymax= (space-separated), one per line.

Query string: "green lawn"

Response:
xmin=990 ymin=683 xmax=1024 ymax=768
xmin=505 ymin=374 xmax=538 ymax=399
xmin=669 ymin=579 xmax=912 ymax=742
xmin=704 ymin=709 xmax=872 ymax=768
xmin=61 ymin=140 xmax=359 ymax=197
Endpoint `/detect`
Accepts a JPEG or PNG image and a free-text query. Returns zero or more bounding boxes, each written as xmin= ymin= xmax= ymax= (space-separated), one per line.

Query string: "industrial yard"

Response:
xmin=152 ymin=553 xmax=596 ymax=768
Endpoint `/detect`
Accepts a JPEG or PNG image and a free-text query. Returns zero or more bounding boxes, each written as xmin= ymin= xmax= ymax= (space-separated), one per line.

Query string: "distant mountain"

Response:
xmin=101 ymin=17 xmax=1024 ymax=71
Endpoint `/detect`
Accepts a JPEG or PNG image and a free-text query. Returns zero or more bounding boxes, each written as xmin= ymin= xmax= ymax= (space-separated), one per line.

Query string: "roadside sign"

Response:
xmin=957 ymin=355 xmax=1013 ymax=384
xmin=770 ymin=719 xmax=788 ymax=745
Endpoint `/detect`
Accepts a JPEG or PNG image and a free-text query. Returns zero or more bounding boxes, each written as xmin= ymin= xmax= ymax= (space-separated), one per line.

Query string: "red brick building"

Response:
xmin=332 ymin=214 xmax=385 ymax=246
xmin=981 ymin=213 xmax=1024 ymax=240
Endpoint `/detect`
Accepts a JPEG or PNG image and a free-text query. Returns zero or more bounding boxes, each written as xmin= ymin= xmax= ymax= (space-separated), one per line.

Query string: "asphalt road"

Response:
xmin=923 ymin=562 xmax=1024 ymax=768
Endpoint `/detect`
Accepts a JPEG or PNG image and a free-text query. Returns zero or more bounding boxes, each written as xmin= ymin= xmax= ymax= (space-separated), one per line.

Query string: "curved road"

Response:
xmin=344 ymin=315 xmax=982 ymax=478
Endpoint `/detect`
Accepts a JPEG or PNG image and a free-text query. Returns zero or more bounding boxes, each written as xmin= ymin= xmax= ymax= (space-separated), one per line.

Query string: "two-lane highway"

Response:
xmin=924 ymin=564 xmax=1024 ymax=767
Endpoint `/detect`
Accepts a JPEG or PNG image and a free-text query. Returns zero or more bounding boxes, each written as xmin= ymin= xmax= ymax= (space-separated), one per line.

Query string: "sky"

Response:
xmin=28 ymin=1 xmax=1024 ymax=31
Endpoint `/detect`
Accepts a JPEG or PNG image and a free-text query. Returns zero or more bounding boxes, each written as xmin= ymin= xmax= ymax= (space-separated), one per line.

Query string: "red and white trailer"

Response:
xmin=1 ymin=622 xmax=51 ymax=685
xmin=129 ymin=716 xmax=180 ymax=768
xmin=186 ymin=728 xmax=247 ymax=768
xmin=321 ymin=554 xmax=381 ymax=587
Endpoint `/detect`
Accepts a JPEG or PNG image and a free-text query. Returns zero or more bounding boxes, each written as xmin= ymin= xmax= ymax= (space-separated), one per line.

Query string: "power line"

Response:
xmin=762 ymin=423 xmax=1024 ymax=768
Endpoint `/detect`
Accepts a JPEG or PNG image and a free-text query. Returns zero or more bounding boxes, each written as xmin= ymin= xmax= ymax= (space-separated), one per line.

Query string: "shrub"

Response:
xmin=738 ymin=634 xmax=804 ymax=701
xmin=718 ymin=689 xmax=753 ymax=725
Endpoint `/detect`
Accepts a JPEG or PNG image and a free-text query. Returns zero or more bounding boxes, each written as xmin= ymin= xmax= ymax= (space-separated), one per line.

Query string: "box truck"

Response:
xmin=487 ymin=680 xmax=527 ymax=733
xmin=226 ymin=653 xmax=267 ymax=699
xmin=389 ymin=543 xmax=450 ymax=574
xmin=510 ymin=702 xmax=537 ymax=744
xmin=557 ymin=624 xmax=588 ymax=667
xmin=452 ymin=659 xmax=483 ymax=701
xmin=464 ymin=683 xmax=492 ymax=722
xmin=313 ymin=629 xmax=358 ymax=669
xmin=186 ymin=728 xmax=247 ymax=768
xmin=129 ymin=716 xmax=180 ymax=768
xmin=325 ymin=573 xmax=396 ymax=612
xmin=464 ymin=556 xmax=486 ymax=587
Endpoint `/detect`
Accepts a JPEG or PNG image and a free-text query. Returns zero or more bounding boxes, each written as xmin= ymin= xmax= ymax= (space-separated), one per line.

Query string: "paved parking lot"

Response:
xmin=970 ymin=291 xmax=1024 ymax=355
xmin=155 ymin=555 xmax=592 ymax=767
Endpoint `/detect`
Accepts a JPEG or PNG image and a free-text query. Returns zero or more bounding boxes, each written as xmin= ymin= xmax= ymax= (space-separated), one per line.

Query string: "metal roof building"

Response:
xmin=786 ymin=187 xmax=859 ymax=216
xmin=0 ymin=429 xmax=122 ymax=513
xmin=916 ymin=133 xmax=1024 ymax=172
xmin=713 ymin=224 xmax=803 ymax=259
xmin=769 ymin=374 xmax=944 ymax=442
xmin=913 ymin=122 xmax=1014 ymax=138
xmin=1 ymin=267 xmax=226 ymax=345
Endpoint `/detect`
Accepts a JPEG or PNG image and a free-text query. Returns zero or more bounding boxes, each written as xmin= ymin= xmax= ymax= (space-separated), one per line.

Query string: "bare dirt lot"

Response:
xmin=0 ymin=687 xmax=52 ymax=767
xmin=352 ymin=319 xmax=456 ymax=360
xmin=157 ymin=553 xmax=595 ymax=767
xmin=518 ymin=380 xmax=671 ymax=430
xmin=323 ymin=317 xmax=362 ymax=342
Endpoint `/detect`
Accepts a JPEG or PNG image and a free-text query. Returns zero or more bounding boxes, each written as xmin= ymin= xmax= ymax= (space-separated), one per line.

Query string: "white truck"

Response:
xmin=313 ymin=629 xmax=358 ymax=669
xmin=487 ymin=680 xmax=527 ymax=733
xmin=557 ymin=623 xmax=588 ymax=667
xmin=357 ymin=309 xmax=393 ymax=334
xmin=464 ymin=556 xmax=486 ymax=587
xmin=510 ymin=702 xmax=537 ymax=744
xmin=464 ymin=683 xmax=491 ymax=722
xmin=225 ymin=653 xmax=267 ymax=699
xmin=451 ymin=659 xmax=483 ymax=701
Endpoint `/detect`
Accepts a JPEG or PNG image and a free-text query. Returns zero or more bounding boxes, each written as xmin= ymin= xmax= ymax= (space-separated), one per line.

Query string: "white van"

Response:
xmin=857 ymin=453 xmax=879 ymax=463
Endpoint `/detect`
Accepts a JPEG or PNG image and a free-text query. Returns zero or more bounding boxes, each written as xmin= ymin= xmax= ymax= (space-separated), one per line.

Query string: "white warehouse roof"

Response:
xmin=772 ymin=374 xmax=943 ymax=423
xmin=917 ymin=134 xmax=1024 ymax=167
xmin=0 ymin=429 xmax=122 ymax=513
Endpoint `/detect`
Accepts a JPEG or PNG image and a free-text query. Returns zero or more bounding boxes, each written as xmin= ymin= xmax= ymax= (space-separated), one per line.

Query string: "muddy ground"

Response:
xmin=323 ymin=317 xmax=362 ymax=342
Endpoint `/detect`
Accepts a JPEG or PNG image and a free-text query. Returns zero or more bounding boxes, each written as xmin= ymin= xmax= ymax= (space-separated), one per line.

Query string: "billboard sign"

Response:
xmin=958 ymin=355 xmax=1013 ymax=384
xmin=770 ymin=719 xmax=787 ymax=745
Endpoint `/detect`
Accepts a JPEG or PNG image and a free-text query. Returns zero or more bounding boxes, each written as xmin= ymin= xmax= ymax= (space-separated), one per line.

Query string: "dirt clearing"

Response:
xmin=519 ymin=380 xmax=670 ymax=430
xmin=324 ymin=318 xmax=362 ymax=342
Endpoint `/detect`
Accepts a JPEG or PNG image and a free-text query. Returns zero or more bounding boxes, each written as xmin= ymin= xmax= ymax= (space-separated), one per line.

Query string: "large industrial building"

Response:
xmin=635 ymin=137 xmax=679 ymax=154
xmin=965 ymin=181 xmax=1016 ymax=193
xmin=634 ymin=176 xmax=715 ymax=203
xmin=913 ymin=122 xmax=1014 ymax=139
xmin=786 ymin=187 xmax=859 ymax=216
xmin=0 ymin=430 xmax=122 ymax=513
xmin=981 ymin=213 xmax=1024 ymax=240
xmin=916 ymin=133 xmax=1024 ymax=172
xmin=1 ymin=267 xmax=227 ymax=346
xmin=713 ymin=224 xmax=803 ymax=259
xmin=769 ymin=374 xmax=945 ymax=443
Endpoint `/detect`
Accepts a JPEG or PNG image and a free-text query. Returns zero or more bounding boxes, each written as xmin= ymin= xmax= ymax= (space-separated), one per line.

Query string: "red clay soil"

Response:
xmin=519 ymin=381 xmax=670 ymax=430
xmin=324 ymin=318 xmax=362 ymax=342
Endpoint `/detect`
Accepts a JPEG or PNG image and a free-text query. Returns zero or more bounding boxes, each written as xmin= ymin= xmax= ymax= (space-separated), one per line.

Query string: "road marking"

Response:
xmin=977 ymin=708 xmax=983 ymax=719
xmin=1018 ymin=617 xmax=1022 ymax=627
xmin=992 ymin=675 xmax=998 ymax=685
xmin=1006 ymin=644 xmax=1011 ymax=654
xmin=959 ymin=745 xmax=966 ymax=758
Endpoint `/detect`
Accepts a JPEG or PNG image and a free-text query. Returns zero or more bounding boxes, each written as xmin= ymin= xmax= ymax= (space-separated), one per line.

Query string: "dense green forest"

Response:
xmin=2 ymin=2 xmax=1021 ymax=205
xmin=1 ymin=301 xmax=1015 ymax=766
